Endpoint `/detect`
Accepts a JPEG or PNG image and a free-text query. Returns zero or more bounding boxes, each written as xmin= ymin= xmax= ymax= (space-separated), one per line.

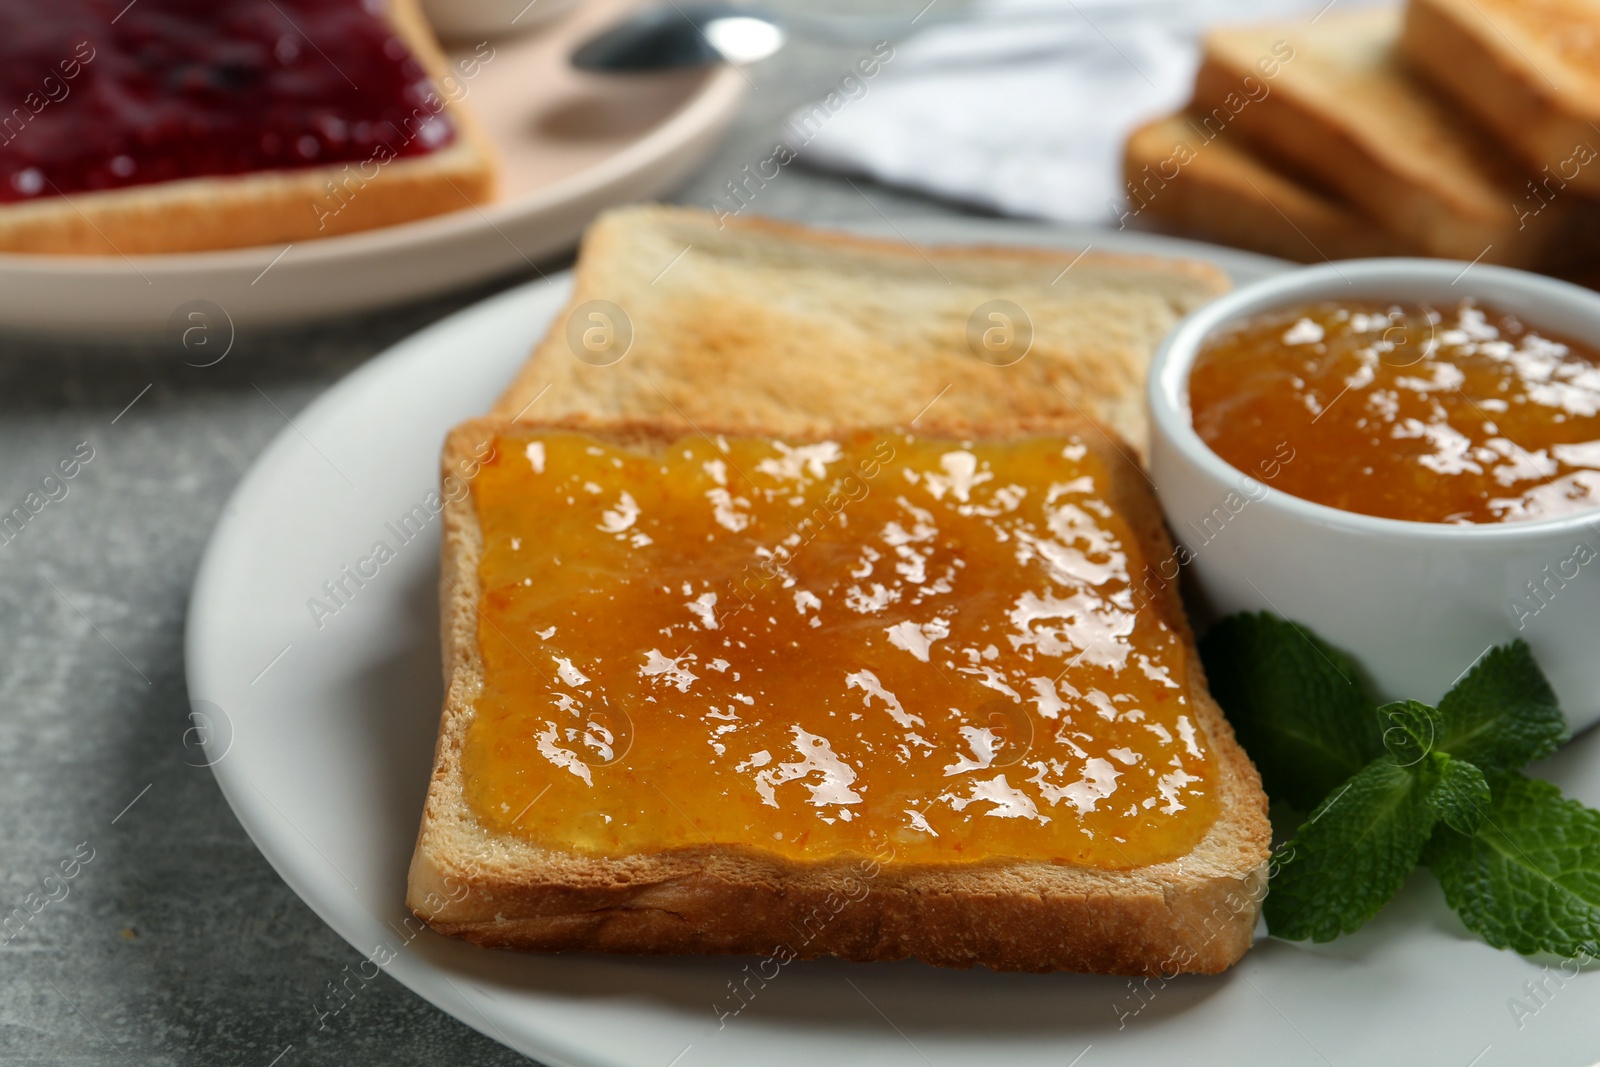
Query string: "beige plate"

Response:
xmin=0 ymin=0 xmax=746 ymax=339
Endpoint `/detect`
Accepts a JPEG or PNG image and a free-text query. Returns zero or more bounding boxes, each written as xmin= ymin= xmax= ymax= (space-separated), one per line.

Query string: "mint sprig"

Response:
xmin=1377 ymin=700 xmax=1439 ymax=767
xmin=1426 ymin=773 xmax=1600 ymax=957
xmin=1200 ymin=613 xmax=1382 ymax=811
xmin=1263 ymin=756 xmax=1439 ymax=942
xmin=1427 ymin=754 xmax=1490 ymax=837
xmin=1202 ymin=613 xmax=1595 ymax=956
xmin=1435 ymin=644 xmax=1568 ymax=771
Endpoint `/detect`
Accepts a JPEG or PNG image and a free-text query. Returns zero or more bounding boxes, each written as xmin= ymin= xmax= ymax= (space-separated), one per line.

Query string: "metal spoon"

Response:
xmin=571 ymin=3 xmax=953 ymax=73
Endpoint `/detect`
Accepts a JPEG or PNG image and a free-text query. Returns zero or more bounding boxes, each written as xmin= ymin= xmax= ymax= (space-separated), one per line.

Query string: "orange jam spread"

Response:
xmin=1190 ymin=300 xmax=1600 ymax=524
xmin=460 ymin=429 xmax=1217 ymax=868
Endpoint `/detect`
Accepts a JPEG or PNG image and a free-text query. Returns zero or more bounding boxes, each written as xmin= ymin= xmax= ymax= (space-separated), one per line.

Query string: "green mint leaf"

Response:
xmin=1426 ymin=754 xmax=1490 ymax=836
xmin=1200 ymin=612 xmax=1382 ymax=811
xmin=1377 ymin=700 xmax=1441 ymax=767
xmin=1436 ymin=640 xmax=1568 ymax=771
xmin=1265 ymin=756 xmax=1437 ymax=942
xmin=1426 ymin=772 xmax=1600 ymax=957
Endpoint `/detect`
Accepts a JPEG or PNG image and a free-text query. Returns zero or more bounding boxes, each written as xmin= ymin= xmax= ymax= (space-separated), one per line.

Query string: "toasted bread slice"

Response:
xmin=1123 ymin=111 xmax=1413 ymax=262
xmin=407 ymin=415 xmax=1272 ymax=976
xmin=1193 ymin=7 xmax=1600 ymax=269
xmin=1402 ymin=0 xmax=1600 ymax=194
xmin=489 ymin=205 xmax=1230 ymax=457
xmin=0 ymin=0 xmax=494 ymax=255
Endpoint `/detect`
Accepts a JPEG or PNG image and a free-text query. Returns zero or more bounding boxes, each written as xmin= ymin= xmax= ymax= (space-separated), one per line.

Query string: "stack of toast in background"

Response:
xmin=1123 ymin=2 xmax=1600 ymax=271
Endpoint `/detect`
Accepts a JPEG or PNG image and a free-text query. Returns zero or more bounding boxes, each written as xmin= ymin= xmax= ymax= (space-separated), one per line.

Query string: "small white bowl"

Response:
xmin=1148 ymin=259 xmax=1600 ymax=731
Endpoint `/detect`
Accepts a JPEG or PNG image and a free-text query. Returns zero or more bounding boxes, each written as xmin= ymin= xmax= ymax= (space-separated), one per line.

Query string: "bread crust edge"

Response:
xmin=1122 ymin=112 xmax=1413 ymax=262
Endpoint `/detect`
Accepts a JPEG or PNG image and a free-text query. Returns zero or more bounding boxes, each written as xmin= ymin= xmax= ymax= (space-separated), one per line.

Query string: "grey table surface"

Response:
xmin=0 ymin=5 xmax=997 ymax=1064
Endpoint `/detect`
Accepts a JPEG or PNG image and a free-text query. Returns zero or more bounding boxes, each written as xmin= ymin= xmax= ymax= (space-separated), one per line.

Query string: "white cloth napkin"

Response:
xmin=786 ymin=0 xmax=1330 ymax=225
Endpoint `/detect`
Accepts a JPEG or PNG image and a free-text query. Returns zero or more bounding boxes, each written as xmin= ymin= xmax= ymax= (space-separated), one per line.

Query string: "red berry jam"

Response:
xmin=0 ymin=0 xmax=457 ymax=204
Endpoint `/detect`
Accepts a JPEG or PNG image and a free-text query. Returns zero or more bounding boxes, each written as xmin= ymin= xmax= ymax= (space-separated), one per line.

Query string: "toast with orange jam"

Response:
xmin=407 ymin=416 xmax=1271 ymax=975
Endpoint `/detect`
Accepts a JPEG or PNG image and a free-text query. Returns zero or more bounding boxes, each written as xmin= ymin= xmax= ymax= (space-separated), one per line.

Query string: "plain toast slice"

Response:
xmin=1402 ymin=0 xmax=1600 ymax=195
xmin=408 ymin=415 xmax=1272 ymax=976
xmin=1123 ymin=110 xmax=1413 ymax=262
xmin=1192 ymin=7 xmax=1600 ymax=269
xmin=489 ymin=205 xmax=1230 ymax=457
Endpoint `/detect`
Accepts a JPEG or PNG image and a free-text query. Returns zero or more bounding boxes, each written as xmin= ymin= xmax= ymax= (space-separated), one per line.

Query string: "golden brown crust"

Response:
xmin=0 ymin=0 xmax=495 ymax=255
xmin=1123 ymin=112 xmax=1413 ymax=262
xmin=407 ymin=415 xmax=1272 ymax=976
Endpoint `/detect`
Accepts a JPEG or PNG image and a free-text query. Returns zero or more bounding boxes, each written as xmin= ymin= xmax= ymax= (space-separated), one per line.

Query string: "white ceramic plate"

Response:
xmin=186 ymin=219 xmax=1600 ymax=1066
xmin=0 ymin=0 xmax=745 ymax=338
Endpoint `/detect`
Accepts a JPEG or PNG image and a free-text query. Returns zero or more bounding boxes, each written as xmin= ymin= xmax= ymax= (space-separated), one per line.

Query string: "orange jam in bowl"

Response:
xmin=1189 ymin=299 xmax=1600 ymax=524
xmin=459 ymin=429 xmax=1219 ymax=869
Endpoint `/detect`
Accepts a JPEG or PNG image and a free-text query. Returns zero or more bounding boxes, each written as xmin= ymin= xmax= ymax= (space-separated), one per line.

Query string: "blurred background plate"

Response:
xmin=0 ymin=0 xmax=746 ymax=339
